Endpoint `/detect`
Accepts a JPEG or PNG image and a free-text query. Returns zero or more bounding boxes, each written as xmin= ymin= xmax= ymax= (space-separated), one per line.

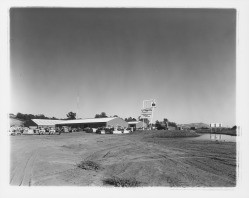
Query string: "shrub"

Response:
xmin=77 ymin=160 xmax=101 ymax=171
xmin=103 ymin=176 xmax=141 ymax=187
xmin=157 ymin=125 xmax=166 ymax=130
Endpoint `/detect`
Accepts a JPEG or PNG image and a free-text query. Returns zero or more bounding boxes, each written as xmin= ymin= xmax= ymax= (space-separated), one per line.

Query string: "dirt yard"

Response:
xmin=10 ymin=131 xmax=236 ymax=187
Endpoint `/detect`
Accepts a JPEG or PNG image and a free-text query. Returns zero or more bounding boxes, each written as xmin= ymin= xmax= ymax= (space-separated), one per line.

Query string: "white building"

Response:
xmin=210 ymin=123 xmax=223 ymax=128
xmin=128 ymin=121 xmax=147 ymax=129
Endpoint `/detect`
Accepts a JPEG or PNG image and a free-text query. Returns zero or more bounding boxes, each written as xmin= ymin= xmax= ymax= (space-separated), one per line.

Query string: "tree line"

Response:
xmin=13 ymin=112 xmax=175 ymax=128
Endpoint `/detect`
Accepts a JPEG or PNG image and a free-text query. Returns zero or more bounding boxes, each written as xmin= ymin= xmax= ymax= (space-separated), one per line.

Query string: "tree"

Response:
xmin=113 ymin=115 xmax=118 ymax=117
xmin=95 ymin=112 xmax=108 ymax=118
xmin=124 ymin=117 xmax=137 ymax=122
xmin=66 ymin=112 xmax=76 ymax=120
xmin=100 ymin=112 xmax=107 ymax=118
xmin=168 ymin=122 xmax=177 ymax=127
xmin=163 ymin=118 xmax=169 ymax=128
xmin=155 ymin=120 xmax=161 ymax=128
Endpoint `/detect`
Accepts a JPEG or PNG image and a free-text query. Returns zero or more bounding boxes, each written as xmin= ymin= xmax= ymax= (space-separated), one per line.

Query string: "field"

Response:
xmin=10 ymin=130 xmax=236 ymax=187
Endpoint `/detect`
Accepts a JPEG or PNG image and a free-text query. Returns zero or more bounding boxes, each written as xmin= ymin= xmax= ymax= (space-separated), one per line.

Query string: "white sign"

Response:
xmin=140 ymin=114 xmax=152 ymax=118
xmin=141 ymin=110 xmax=152 ymax=115
xmin=141 ymin=108 xmax=153 ymax=113
xmin=210 ymin=123 xmax=222 ymax=128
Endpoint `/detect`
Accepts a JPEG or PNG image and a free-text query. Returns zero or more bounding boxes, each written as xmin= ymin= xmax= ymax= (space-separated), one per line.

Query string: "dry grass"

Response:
xmin=103 ymin=176 xmax=141 ymax=187
xmin=77 ymin=160 xmax=101 ymax=171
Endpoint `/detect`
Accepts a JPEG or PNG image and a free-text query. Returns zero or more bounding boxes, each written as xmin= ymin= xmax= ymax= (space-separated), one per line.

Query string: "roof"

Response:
xmin=128 ymin=121 xmax=140 ymax=124
xmin=31 ymin=119 xmax=63 ymax=126
xmin=57 ymin=117 xmax=117 ymax=125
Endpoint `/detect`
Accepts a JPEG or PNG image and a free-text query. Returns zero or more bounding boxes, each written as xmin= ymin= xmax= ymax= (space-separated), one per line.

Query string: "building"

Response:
xmin=210 ymin=123 xmax=223 ymax=128
xmin=55 ymin=117 xmax=128 ymax=129
xmin=30 ymin=119 xmax=63 ymax=128
xmin=128 ymin=121 xmax=147 ymax=129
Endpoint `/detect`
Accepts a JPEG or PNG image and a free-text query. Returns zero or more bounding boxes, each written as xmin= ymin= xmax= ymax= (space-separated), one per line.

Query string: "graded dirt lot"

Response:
xmin=10 ymin=131 xmax=236 ymax=187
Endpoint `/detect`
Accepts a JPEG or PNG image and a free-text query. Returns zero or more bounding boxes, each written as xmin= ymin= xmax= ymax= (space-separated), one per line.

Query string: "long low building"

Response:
xmin=30 ymin=119 xmax=63 ymax=128
xmin=56 ymin=117 xmax=128 ymax=129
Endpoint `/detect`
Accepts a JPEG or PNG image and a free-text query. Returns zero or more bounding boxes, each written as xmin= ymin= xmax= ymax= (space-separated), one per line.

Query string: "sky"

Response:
xmin=10 ymin=8 xmax=236 ymax=126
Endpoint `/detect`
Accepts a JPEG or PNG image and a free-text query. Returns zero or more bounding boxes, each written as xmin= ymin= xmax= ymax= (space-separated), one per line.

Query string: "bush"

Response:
xmin=103 ymin=177 xmax=141 ymax=187
xmin=157 ymin=125 xmax=166 ymax=130
xmin=77 ymin=160 xmax=101 ymax=171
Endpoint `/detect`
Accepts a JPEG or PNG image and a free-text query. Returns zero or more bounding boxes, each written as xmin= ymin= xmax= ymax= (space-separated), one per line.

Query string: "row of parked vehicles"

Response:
xmin=9 ymin=125 xmax=133 ymax=136
xmin=84 ymin=126 xmax=132 ymax=134
xmin=9 ymin=126 xmax=63 ymax=136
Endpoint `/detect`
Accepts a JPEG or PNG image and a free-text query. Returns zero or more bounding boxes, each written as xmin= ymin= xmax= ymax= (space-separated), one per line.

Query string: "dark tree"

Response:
xmin=163 ymin=118 xmax=169 ymax=128
xmin=125 ymin=117 xmax=137 ymax=122
xmin=168 ymin=122 xmax=177 ymax=127
xmin=95 ymin=112 xmax=108 ymax=118
xmin=66 ymin=112 xmax=76 ymax=120
xmin=100 ymin=112 xmax=108 ymax=118
xmin=155 ymin=120 xmax=161 ymax=128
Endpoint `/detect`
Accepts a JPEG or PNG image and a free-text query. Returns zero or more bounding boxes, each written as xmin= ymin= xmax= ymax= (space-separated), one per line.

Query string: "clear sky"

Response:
xmin=10 ymin=8 xmax=236 ymax=126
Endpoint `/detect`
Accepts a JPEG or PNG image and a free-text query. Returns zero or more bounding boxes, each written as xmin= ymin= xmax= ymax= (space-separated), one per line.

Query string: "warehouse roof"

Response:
xmin=31 ymin=119 xmax=63 ymax=125
xmin=128 ymin=121 xmax=140 ymax=124
xmin=57 ymin=117 xmax=117 ymax=125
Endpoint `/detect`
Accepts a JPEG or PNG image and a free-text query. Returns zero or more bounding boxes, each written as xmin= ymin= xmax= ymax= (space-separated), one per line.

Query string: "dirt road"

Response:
xmin=10 ymin=132 xmax=236 ymax=187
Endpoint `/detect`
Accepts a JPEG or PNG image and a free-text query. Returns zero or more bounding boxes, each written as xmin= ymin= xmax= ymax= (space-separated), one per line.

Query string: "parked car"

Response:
xmin=104 ymin=127 xmax=114 ymax=134
xmin=49 ymin=128 xmax=56 ymax=135
xmin=33 ymin=129 xmax=40 ymax=134
xmin=96 ymin=127 xmax=107 ymax=134
xmin=84 ymin=127 xmax=93 ymax=133
xmin=92 ymin=128 xmax=97 ymax=133
xmin=113 ymin=130 xmax=122 ymax=134
xmin=24 ymin=129 xmax=34 ymax=134
xmin=123 ymin=128 xmax=131 ymax=134
xmin=10 ymin=130 xmax=21 ymax=136
xmin=96 ymin=127 xmax=102 ymax=134
xmin=38 ymin=128 xmax=46 ymax=135
xmin=62 ymin=126 xmax=69 ymax=133
xmin=70 ymin=128 xmax=77 ymax=132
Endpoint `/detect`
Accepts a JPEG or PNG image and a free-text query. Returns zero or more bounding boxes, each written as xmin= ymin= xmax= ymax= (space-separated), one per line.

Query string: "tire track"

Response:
xmin=20 ymin=152 xmax=37 ymax=186
xmin=10 ymin=152 xmax=37 ymax=186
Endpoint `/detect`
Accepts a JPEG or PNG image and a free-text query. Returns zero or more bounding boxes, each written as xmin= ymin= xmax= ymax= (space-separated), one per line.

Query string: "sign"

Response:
xmin=141 ymin=107 xmax=153 ymax=112
xmin=141 ymin=99 xmax=157 ymax=129
xmin=141 ymin=112 xmax=152 ymax=116
xmin=140 ymin=114 xmax=152 ymax=118
xmin=141 ymin=109 xmax=152 ymax=114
